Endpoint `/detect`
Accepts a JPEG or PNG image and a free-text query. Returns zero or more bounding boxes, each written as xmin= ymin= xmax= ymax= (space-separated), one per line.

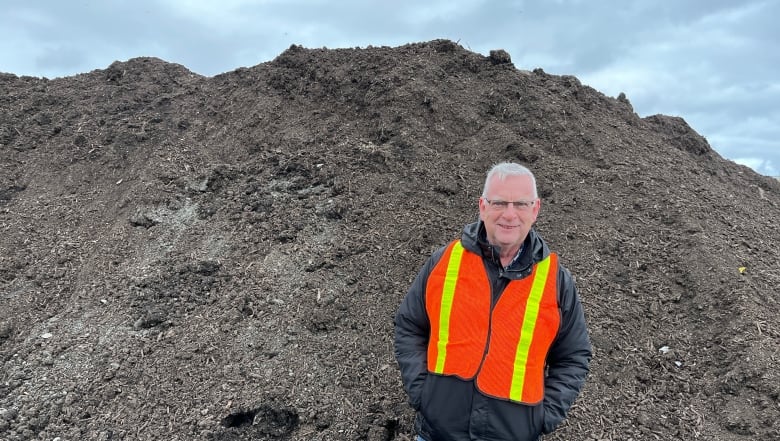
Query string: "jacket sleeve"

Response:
xmin=393 ymin=253 xmax=440 ymax=410
xmin=542 ymin=263 xmax=592 ymax=434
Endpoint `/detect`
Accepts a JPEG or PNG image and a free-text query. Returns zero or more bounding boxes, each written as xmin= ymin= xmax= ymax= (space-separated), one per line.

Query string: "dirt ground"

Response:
xmin=1 ymin=40 xmax=780 ymax=441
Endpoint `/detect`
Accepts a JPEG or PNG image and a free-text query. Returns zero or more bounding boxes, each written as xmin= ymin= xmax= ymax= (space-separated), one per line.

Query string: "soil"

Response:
xmin=1 ymin=40 xmax=779 ymax=441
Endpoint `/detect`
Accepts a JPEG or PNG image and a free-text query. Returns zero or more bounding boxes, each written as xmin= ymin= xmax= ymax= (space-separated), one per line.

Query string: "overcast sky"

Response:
xmin=2 ymin=1 xmax=778 ymax=176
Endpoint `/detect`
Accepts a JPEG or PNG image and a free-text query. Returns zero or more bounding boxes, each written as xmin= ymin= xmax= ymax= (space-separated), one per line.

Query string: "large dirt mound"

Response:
xmin=1 ymin=40 xmax=779 ymax=440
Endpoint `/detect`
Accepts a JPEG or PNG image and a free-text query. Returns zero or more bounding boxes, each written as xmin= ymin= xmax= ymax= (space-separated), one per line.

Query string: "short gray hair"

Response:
xmin=481 ymin=162 xmax=538 ymax=198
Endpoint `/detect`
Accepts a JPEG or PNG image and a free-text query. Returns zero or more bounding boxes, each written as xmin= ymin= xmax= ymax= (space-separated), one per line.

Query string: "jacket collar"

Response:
xmin=461 ymin=221 xmax=549 ymax=275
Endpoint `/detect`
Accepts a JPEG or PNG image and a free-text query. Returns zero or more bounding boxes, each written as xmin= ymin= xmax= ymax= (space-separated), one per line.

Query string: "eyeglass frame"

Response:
xmin=482 ymin=198 xmax=538 ymax=210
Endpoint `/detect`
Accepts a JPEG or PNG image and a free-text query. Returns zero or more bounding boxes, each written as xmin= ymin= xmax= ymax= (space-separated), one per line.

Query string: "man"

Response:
xmin=394 ymin=162 xmax=591 ymax=441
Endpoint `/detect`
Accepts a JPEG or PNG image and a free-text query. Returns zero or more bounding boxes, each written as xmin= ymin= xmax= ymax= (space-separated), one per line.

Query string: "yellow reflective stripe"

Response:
xmin=509 ymin=256 xmax=552 ymax=400
xmin=434 ymin=241 xmax=465 ymax=373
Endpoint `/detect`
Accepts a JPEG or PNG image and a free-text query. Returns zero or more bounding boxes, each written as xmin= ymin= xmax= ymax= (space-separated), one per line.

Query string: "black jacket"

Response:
xmin=394 ymin=221 xmax=592 ymax=441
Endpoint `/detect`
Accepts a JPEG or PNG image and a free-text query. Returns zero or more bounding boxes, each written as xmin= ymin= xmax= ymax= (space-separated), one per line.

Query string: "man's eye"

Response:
xmin=494 ymin=201 xmax=509 ymax=208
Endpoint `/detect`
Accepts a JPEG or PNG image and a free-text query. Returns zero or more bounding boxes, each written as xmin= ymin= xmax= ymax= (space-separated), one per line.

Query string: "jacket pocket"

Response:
xmin=411 ymin=372 xmax=428 ymax=410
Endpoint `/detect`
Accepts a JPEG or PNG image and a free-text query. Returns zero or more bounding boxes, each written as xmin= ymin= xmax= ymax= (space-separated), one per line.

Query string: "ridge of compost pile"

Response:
xmin=1 ymin=40 xmax=779 ymax=440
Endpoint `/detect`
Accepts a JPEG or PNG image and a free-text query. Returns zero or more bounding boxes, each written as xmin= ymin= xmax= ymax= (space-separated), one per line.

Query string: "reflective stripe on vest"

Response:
xmin=425 ymin=240 xmax=560 ymax=404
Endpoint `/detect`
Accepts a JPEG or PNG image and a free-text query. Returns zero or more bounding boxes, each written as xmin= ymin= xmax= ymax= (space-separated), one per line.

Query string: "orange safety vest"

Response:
xmin=425 ymin=240 xmax=560 ymax=404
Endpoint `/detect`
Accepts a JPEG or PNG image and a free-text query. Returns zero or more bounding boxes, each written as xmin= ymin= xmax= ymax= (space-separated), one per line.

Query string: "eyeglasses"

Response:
xmin=484 ymin=198 xmax=537 ymax=211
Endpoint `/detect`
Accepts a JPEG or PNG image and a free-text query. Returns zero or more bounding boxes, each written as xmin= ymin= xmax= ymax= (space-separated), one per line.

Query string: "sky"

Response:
xmin=2 ymin=1 xmax=778 ymax=177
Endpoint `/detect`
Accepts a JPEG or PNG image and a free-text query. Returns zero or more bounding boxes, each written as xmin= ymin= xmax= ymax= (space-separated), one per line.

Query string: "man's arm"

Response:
xmin=542 ymin=264 xmax=592 ymax=434
xmin=394 ymin=255 xmax=438 ymax=410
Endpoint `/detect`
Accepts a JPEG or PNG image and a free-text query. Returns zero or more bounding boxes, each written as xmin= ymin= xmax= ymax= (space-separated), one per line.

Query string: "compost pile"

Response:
xmin=1 ymin=40 xmax=779 ymax=441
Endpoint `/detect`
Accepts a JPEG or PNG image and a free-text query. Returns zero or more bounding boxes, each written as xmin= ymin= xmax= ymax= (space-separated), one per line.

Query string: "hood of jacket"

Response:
xmin=460 ymin=220 xmax=550 ymax=279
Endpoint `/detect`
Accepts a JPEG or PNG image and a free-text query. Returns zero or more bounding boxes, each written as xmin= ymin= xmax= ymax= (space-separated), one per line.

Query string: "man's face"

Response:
xmin=478 ymin=174 xmax=540 ymax=253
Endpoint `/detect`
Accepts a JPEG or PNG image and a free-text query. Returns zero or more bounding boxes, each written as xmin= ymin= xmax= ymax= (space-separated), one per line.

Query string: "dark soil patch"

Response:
xmin=1 ymin=40 xmax=779 ymax=440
